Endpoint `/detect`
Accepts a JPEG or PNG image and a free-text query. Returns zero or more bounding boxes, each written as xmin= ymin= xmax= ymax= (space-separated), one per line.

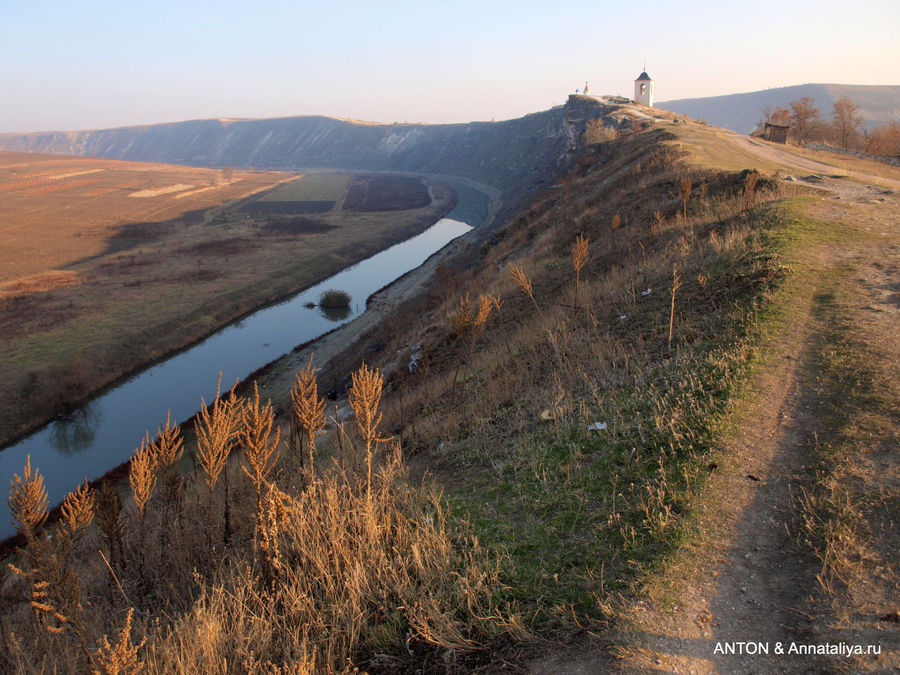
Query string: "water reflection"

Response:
xmin=319 ymin=305 xmax=353 ymax=322
xmin=48 ymin=403 xmax=102 ymax=454
xmin=0 ymin=217 xmax=475 ymax=539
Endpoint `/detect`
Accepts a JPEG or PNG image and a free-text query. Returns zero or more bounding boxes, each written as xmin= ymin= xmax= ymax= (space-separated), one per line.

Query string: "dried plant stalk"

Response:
xmin=95 ymin=481 xmax=124 ymax=570
xmin=60 ymin=480 xmax=94 ymax=544
xmin=154 ymin=411 xmax=184 ymax=509
xmin=290 ymin=355 xmax=326 ymax=475
xmin=95 ymin=608 xmax=145 ymax=674
xmin=195 ymin=376 xmax=240 ymax=545
xmin=129 ymin=433 xmax=157 ymax=582
xmin=196 ymin=377 xmax=237 ymax=494
xmin=679 ymin=172 xmax=693 ymax=228
xmin=474 ymin=294 xmax=493 ymax=329
xmin=241 ymin=382 xmax=282 ymax=539
xmin=669 ymin=264 xmax=683 ymax=349
xmin=349 ymin=362 xmax=391 ymax=495
xmin=8 ymin=454 xmax=48 ymax=541
xmin=450 ymin=293 xmax=473 ymax=337
xmin=507 ymin=263 xmax=539 ymax=310
xmin=129 ymin=433 xmax=157 ymax=517
xmin=258 ymin=483 xmax=289 ymax=588
xmin=571 ymin=233 xmax=589 ymax=309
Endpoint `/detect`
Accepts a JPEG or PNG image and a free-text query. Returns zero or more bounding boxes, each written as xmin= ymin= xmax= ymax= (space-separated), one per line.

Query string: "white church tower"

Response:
xmin=634 ymin=69 xmax=654 ymax=107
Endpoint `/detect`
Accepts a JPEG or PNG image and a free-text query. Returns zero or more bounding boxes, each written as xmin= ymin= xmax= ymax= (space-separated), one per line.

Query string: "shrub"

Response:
xmin=318 ymin=288 xmax=351 ymax=308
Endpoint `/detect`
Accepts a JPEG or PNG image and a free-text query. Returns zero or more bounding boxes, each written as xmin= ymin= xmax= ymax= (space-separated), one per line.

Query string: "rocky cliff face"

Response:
xmin=0 ymin=99 xmax=616 ymax=198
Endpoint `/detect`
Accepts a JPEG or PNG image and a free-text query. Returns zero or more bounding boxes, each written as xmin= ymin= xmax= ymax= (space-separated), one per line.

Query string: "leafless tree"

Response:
xmin=830 ymin=97 xmax=863 ymax=150
xmin=789 ymin=97 xmax=822 ymax=144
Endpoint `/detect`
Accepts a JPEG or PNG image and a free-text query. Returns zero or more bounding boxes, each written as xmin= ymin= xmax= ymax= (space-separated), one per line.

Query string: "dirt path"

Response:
xmin=528 ymin=145 xmax=900 ymax=673
xmin=614 ymin=151 xmax=899 ymax=672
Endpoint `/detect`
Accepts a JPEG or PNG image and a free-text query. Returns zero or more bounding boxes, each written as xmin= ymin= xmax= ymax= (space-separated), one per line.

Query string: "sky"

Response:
xmin=2 ymin=0 xmax=898 ymax=133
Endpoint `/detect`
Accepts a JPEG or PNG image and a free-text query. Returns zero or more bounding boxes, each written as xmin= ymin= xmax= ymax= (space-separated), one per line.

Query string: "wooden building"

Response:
xmin=764 ymin=122 xmax=790 ymax=144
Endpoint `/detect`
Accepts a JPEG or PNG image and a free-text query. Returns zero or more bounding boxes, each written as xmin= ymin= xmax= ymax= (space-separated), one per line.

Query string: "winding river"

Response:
xmin=0 ymin=184 xmax=490 ymax=540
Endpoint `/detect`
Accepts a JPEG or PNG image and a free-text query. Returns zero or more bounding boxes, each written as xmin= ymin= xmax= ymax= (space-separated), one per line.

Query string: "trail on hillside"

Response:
xmin=614 ymin=150 xmax=900 ymax=673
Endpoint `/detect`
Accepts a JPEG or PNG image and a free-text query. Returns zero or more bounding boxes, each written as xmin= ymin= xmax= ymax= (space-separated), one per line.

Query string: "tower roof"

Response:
xmin=636 ymin=71 xmax=652 ymax=81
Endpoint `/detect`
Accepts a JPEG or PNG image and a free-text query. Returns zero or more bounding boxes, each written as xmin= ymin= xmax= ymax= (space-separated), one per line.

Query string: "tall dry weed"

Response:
xmin=94 ymin=608 xmax=145 ymax=675
xmin=508 ymin=263 xmax=540 ymax=311
xmin=571 ymin=233 xmax=589 ymax=309
xmin=450 ymin=292 xmax=474 ymax=337
xmin=678 ymin=171 xmax=693 ymax=231
xmin=195 ymin=376 xmax=241 ymax=546
xmin=349 ymin=362 xmax=391 ymax=495
xmin=154 ymin=411 xmax=184 ymax=512
xmin=290 ymin=355 xmax=326 ymax=476
xmin=129 ymin=432 xmax=157 ymax=581
xmin=95 ymin=481 xmax=125 ymax=576
xmin=7 ymin=454 xmax=48 ymax=541
xmin=8 ymin=474 xmax=96 ymax=667
xmin=669 ymin=264 xmax=683 ymax=349
xmin=241 ymin=382 xmax=281 ymax=540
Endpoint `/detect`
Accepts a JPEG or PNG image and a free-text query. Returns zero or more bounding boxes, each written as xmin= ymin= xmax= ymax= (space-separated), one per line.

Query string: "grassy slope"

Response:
xmin=395 ymin=126 xmax=788 ymax=628
xmin=351 ymin=115 xmax=898 ymax=667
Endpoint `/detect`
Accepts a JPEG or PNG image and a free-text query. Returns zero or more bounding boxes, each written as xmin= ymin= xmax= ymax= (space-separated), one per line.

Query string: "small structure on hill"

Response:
xmin=634 ymin=69 xmax=654 ymax=107
xmin=764 ymin=122 xmax=790 ymax=144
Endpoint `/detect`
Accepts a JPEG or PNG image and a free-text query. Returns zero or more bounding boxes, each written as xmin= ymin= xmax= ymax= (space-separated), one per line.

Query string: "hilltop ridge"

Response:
xmin=659 ymin=82 xmax=900 ymax=133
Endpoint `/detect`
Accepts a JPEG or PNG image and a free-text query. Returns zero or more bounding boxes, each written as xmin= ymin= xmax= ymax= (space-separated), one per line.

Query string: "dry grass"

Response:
xmin=571 ymin=233 xmax=589 ymax=309
xmin=4 ymin=362 xmax=516 ymax=672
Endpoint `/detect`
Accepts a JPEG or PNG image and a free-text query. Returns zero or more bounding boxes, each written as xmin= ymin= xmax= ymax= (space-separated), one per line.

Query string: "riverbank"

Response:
xmin=0 ymin=175 xmax=455 ymax=449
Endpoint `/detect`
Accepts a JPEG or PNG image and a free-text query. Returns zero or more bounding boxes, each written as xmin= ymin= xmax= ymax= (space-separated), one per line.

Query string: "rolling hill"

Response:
xmin=658 ymin=83 xmax=900 ymax=134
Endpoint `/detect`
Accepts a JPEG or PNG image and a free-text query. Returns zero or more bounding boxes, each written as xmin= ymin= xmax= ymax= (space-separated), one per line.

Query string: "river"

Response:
xmin=0 ymin=186 xmax=489 ymax=540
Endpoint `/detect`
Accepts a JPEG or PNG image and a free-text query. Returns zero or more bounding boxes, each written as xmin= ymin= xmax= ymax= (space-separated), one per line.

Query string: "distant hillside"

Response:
xmin=658 ymin=83 xmax=900 ymax=134
xmin=0 ymin=101 xmax=613 ymax=202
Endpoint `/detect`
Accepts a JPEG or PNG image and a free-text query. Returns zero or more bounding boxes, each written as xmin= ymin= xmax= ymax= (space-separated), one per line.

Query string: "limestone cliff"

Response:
xmin=0 ymin=99 xmax=616 ymax=200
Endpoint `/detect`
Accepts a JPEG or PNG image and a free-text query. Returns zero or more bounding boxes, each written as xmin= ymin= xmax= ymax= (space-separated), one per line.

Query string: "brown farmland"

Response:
xmin=0 ymin=151 xmax=287 ymax=285
xmin=0 ymin=152 xmax=454 ymax=446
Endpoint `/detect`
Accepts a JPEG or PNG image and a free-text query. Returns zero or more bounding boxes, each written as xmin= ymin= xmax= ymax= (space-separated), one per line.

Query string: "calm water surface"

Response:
xmin=1 ymin=216 xmax=474 ymax=538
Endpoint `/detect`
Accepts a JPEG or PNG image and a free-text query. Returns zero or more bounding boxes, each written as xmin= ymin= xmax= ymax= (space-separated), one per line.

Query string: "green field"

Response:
xmin=256 ymin=174 xmax=350 ymax=202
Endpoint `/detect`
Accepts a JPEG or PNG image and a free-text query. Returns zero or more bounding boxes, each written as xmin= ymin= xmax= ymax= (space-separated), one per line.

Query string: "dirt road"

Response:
xmin=529 ymin=141 xmax=900 ymax=674
xmin=620 ymin=144 xmax=900 ymax=673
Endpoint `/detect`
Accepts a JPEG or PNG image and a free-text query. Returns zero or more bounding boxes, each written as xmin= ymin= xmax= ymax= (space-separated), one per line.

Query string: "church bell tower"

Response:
xmin=634 ymin=68 xmax=654 ymax=107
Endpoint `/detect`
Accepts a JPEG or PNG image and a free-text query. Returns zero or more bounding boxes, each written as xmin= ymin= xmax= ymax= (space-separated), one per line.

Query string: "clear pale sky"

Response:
xmin=2 ymin=0 xmax=898 ymax=133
